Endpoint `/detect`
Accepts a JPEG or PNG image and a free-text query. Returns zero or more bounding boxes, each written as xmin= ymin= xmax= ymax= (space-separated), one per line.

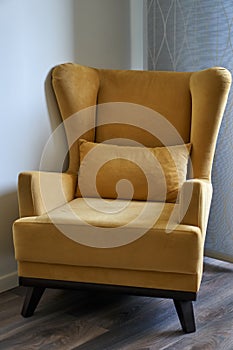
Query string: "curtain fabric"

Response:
xmin=147 ymin=0 xmax=233 ymax=262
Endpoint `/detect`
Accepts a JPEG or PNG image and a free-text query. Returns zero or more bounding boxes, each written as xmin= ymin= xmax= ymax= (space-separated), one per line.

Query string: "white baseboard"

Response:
xmin=0 ymin=271 xmax=18 ymax=293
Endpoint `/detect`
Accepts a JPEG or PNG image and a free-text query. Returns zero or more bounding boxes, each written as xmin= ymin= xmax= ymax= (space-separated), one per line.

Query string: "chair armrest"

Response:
xmin=18 ymin=171 xmax=77 ymax=217
xmin=179 ymin=179 xmax=213 ymax=232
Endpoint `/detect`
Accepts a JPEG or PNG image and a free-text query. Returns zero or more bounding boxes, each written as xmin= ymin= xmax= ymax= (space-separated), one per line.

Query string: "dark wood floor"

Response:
xmin=0 ymin=257 xmax=233 ymax=350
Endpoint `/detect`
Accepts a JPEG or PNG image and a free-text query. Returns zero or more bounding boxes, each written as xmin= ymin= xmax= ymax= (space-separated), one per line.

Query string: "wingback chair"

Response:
xmin=13 ymin=63 xmax=231 ymax=333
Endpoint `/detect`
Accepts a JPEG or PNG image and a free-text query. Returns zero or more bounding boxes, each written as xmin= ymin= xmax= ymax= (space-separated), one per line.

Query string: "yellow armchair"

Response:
xmin=13 ymin=63 xmax=231 ymax=333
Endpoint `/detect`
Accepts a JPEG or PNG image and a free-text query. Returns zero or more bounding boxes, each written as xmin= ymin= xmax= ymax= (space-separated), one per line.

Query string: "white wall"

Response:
xmin=74 ymin=0 xmax=131 ymax=69
xmin=0 ymin=0 xmax=135 ymax=292
xmin=0 ymin=0 xmax=75 ymax=292
xmin=130 ymin=0 xmax=147 ymax=70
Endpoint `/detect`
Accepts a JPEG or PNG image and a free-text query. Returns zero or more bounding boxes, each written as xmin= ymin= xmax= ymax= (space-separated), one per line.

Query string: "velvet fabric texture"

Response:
xmin=13 ymin=63 xmax=231 ymax=293
xmin=77 ymin=139 xmax=191 ymax=202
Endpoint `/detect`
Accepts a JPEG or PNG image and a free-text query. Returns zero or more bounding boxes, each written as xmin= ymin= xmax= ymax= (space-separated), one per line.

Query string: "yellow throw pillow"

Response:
xmin=76 ymin=139 xmax=191 ymax=202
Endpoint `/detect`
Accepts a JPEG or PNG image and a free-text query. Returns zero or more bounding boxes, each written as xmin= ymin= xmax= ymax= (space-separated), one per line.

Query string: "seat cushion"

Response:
xmin=13 ymin=198 xmax=203 ymax=276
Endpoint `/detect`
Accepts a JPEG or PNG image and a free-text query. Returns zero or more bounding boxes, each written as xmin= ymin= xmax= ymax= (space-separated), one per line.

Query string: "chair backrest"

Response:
xmin=52 ymin=63 xmax=231 ymax=180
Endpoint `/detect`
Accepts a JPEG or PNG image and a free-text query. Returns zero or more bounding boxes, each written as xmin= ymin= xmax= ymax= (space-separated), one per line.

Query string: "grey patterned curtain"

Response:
xmin=147 ymin=0 xmax=233 ymax=262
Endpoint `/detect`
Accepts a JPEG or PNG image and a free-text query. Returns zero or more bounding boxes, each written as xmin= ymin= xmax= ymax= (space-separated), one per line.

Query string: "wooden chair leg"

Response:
xmin=21 ymin=286 xmax=45 ymax=317
xmin=173 ymin=300 xmax=196 ymax=333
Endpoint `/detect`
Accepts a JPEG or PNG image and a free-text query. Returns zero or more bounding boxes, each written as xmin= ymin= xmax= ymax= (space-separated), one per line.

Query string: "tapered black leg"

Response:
xmin=173 ymin=300 xmax=196 ymax=333
xmin=21 ymin=287 xmax=45 ymax=317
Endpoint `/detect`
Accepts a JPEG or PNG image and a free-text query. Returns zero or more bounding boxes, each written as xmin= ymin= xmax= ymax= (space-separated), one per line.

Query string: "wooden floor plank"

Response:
xmin=70 ymin=300 xmax=175 ymax=350
xmin=0 ymin=315 xmax=107 ymax=350
xmin=161 ymin=307 xmax=233 ymax=350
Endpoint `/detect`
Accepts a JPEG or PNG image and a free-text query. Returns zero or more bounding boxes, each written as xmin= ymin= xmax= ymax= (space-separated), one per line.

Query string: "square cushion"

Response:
xmin=76 ymin=140 xmax=191 ymax=202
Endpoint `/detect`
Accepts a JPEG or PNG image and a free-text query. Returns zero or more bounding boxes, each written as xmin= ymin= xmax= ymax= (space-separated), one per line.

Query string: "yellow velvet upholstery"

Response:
xmin=13 ymin=63 xmax=231 ymax=295
xmin=77 ymin=140 xmax=191 ymax=202
xmin=13 ymin=200 xmax=201 ymax=274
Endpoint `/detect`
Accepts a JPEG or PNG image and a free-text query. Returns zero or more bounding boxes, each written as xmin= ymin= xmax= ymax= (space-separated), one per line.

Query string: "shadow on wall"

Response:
xmin=44 ymin=68 xmax=69 ymax=172
xmin=0 ymin=66 xmax=68 ymax=292
xmin=0 ymin=191 xmax=18 ymax=290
